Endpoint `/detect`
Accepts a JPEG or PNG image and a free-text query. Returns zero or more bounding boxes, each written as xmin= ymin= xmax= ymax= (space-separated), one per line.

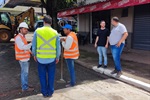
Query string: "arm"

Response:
xmin=32 ymin=32 xmax=37 ymax=61
xmin=95 ymin=36 xmax=99 ymax=48
xmin=117 ymin=32 xmax=128 ymax=47
xmin=105 ymin=29 xmax=110 ymax=48
xmin=62 ymin=36 xmax=73 ymax=50
xmin=56 ymin=36 xmax=61 ymax=61
xmin=16 ymin=36 xmax=32 ymax=50
xmin=95 ymin=29 xmax=99 ymax=48
xmin=116 ymin=25 xmax=128 ymax=47
xmin=105 ymin=37 xmax=109 ymax=48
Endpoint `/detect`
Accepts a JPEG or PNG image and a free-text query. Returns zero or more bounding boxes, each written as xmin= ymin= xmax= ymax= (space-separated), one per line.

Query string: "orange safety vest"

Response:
xmin=15 ymin=34 xmax=30 ymax=60
xmin=64 ymin=32 xmax=79 ymax=59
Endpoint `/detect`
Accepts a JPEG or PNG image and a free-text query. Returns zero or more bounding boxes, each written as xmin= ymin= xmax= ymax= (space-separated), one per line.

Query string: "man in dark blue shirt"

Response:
xmin=95 ymin=20 xmax=109 ymax=68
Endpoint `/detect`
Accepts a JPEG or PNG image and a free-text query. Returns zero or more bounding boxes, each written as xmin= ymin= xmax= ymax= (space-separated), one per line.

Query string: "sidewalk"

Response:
xmin=15 ymin=79 xmax=150 ymax=100
xmin=78 ymin=44 xmax=150 ymax=84
xmin=79 ymin=44 xmax=150 ymax=65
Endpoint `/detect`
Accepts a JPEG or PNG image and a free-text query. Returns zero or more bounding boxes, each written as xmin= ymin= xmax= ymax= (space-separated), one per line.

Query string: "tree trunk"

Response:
xmin=41 ymin=0 xmax=58 ymax=30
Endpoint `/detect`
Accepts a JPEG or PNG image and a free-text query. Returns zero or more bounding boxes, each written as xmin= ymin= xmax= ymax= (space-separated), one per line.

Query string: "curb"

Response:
xmin=75 ymin=60 xmax=150 ymax=92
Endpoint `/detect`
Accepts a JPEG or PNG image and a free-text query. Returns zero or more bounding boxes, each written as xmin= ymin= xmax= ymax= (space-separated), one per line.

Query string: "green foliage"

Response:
xmin=60 ymin=0 xmax=77 ymax=10
xmin=40 ymin=0 xmax=77 ymax=28
xmin=41 ymin=0 xmax=77 ymax=12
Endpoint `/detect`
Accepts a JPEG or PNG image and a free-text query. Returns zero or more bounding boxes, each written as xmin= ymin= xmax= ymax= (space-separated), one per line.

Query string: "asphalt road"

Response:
xmin=0 ymin=43 xmax=107 ymax=100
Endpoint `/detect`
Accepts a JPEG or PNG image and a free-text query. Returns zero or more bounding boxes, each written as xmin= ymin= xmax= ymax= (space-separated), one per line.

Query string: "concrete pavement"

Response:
xmin=79 ymin=44 xmax=150 ymax=65
xmin=93 ymin=66 xmax=150 ymax=92
xmin=15 ymin=79 xmax=150 ymax=100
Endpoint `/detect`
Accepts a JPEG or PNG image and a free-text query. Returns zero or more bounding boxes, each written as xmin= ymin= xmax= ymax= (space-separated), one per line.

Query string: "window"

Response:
xmin=121 ymin=8 xmax=128 ymax=17
xmin=0 ymin=13 xmax=10 ymax=25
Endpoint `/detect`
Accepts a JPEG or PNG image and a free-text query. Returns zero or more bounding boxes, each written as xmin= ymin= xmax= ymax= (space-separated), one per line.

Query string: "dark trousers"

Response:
xmin=38 ymin=60 xmax=56 ymax=96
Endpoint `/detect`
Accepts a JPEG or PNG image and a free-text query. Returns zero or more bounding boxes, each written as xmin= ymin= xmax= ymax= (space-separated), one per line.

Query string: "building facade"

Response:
xmin=58 ymin=0 xmax=150 ymax=51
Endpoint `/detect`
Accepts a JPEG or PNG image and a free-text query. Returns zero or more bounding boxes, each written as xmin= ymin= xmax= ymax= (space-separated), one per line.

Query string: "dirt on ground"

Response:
xmin=0 ymin=43 xmax=107 ymax=100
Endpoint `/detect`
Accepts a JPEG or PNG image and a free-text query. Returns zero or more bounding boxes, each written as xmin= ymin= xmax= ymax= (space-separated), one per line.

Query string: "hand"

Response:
xmin=94 ymin=44 xmax=97 ymax=48
xmin=60 ymin=38 xmax=65 ymax=42
xmin=56 ymin=59 xmax=59 ymax=64
xmin=29 ymin=50 xmax=32 ymax=54
xmin=28 ymin=43 xmax=32 ymax=46
xmin=34 ymin=56 xmax=37 ymax=62
xmin=116 ymin=41 xmax=122 ymax=47
xmin=105 ymin=44 xmax=108 ymax=48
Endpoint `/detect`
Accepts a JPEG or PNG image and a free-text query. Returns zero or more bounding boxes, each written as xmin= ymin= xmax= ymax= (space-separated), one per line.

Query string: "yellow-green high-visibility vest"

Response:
xmin=36 ymin=26 xmax=58 ymax=58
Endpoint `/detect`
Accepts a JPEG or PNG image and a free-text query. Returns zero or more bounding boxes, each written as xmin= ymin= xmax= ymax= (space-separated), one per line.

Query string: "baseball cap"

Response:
xmin=62 ymin=24 xmax=72 ymax=30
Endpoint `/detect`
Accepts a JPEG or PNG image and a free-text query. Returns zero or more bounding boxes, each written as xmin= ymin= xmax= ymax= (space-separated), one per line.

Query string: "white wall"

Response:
xmin=78 ymin=13 xmax=90 ymax=32
xmin=111 ymin=7 xmax=134 ymax=33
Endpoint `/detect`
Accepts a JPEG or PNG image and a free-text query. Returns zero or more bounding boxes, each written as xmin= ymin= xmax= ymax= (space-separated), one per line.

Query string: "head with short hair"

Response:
xmin=100 ymin=20 xmax=106 ymax=28
xmin=43 ymin=15 xmax=52 ymax=25
xmin=111 ymin=17 xmax=119 ymax=26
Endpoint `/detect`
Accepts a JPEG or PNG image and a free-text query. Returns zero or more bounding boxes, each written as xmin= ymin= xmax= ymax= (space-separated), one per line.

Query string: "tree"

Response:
xmin=41 ymin=0 xmax=76 ymax=29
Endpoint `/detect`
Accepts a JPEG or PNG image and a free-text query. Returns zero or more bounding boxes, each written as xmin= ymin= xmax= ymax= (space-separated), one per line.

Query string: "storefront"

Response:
xmin=58 ymin=0 xmax=150 ymax=50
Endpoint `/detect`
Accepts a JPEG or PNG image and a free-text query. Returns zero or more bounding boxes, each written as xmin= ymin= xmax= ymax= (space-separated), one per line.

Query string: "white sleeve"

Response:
xmin=120 ymin=24 xmax=127 ymax=34
xmin=62 ymin=36 xmax=73 ymax=50
xmin=15 ymin=37 xmax=32 ymax=50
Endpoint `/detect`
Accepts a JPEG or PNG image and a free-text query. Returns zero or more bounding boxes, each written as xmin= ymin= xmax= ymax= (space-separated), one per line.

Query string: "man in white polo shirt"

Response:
xmin=109 ymin=17 xmax=128 ymax=77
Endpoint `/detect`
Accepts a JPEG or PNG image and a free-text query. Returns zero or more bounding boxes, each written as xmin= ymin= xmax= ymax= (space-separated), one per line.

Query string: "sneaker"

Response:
xmin=22 ymin=87 xmax=34 ymax=92
xmin=97 ymin=65 xmax=102 ymax=68
xmin=116 ymin=71 xmax=122 ymax=78
xmin=47 ymin=95 xmax=52 ymax=98
xmin=111 ymin=69 xmax=118 ymax=74
xmin=43 ymin=95 xmax=47 ymax=98
xmin=66 ymin=84 xmax=74 ymax=88
xmin=104 ymin=66 xmax=107 ymax=68
xmin=28 ymin=85 xmax=34 ymax=88
xmin=42 ymin=94 xmax=52 ymax=98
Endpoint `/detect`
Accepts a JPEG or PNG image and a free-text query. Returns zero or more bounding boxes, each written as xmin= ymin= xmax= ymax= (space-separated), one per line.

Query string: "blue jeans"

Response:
xmin=38 ymin=60 xmax=56 ymax=96
xmin=97 ymin=46 xmax=108 ymax=66
xmin=19 ymin=61 xmax=29 ymax=91
xmin=66 ymin=59 xmax=76 ymax=86
xmin=110 ymin=43 xmax=125 ymax=71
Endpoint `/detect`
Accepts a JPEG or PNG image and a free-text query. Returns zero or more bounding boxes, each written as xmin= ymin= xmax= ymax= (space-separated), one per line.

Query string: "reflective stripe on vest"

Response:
xmin=37 ymin=34 xmax=57 ymax=50
xmin=15 ymin=51 xmax=30 ymax=54
xmin=16 ymin=54 xmax=30 ymax=58
xmin=64 ymin=52 xmax=79 ymax=56
xmin=37 ymin=52 xmax=56 ymax=55
xmin=64 ymin=40 xmax=78 ymax=53
xmin=15 ymin=34 xmax=30 ymax=60
xmin=36 ymin=27 xmax=57 ymax=58
xmin=64 ymin=32 xmax=79 ymax=59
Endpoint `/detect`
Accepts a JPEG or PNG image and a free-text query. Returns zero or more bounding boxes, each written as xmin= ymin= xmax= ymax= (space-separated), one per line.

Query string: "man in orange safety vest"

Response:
xmin=61 ymin=24 xmax=79 ymax=87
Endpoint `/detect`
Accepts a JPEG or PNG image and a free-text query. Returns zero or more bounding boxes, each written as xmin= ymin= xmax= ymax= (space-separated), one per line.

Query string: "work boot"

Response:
xmin=116 ymin=71 xmax=122 ymax=78
xmin=97 ymin=65 xmax=102 ymax=68
xmin=104 ymin=66 xmax=107 ymax=69
xmin=22 ymin=87 xmax=34 ymax=92
xmin=43 ymin=94 xmax=52 ymax=98
xmin=66 ymin=84 xmax=74 ymax=88
xmin=111 ymin=69 xmax=118 ymax=74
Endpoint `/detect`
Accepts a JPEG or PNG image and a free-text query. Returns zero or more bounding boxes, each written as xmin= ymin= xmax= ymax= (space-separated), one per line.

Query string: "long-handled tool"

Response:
xmin=57 ymin=42 xmax=66 ymax=83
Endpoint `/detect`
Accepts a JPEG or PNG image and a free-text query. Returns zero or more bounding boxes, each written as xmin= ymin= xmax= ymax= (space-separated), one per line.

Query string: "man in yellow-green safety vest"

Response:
xmin=32 ymin=15 xmax=61 ymax=98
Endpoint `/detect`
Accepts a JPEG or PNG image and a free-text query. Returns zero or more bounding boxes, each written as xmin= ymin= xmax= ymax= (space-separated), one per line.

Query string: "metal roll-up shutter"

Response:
xmin=133 ymin=4 xmax=150 ymax=50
